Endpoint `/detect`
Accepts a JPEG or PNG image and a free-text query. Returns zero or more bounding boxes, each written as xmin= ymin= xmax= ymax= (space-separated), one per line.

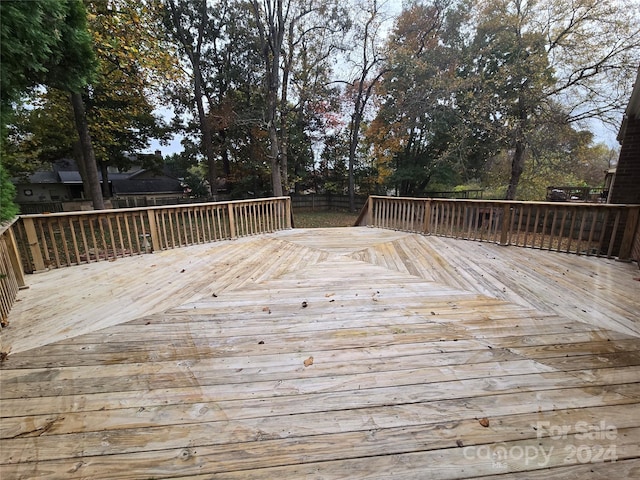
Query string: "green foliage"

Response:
xmin=1 ymin=0 xmax=65 ymax=108
xmin=0 ymin=162 xmax=19 ymax=222
xmin=0 ymin=0 xmax=95 ymax=108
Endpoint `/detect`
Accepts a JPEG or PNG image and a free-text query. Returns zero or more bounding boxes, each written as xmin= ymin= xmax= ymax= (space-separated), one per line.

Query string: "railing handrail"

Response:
xmin=17 ymin=196 xmax=292 ymax=219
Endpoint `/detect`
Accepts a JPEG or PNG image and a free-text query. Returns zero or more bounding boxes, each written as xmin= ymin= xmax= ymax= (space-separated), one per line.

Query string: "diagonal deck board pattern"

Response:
xmin=1 ymin=227 xmax=639 ymax=479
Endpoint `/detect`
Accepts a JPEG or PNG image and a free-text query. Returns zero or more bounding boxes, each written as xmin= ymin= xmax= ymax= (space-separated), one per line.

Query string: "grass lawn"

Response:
xmin=292 ymin=210 xmax=360 ymax=228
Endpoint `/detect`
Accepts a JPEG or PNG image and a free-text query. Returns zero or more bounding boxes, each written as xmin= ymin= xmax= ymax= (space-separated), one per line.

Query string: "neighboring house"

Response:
xmin=13 ymin=156 xmax=184 ymax=205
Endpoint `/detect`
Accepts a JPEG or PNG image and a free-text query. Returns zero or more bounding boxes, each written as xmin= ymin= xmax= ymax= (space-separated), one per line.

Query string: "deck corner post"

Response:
xmin=228 ymin=202 xmax=237 ymax=238
xmin=367 ymin=196 xmax=374 ymax=226
xmin=500 ymin=203 xmax=511 ymax=246
xmin=423 ymin=199 xmax=432 ymax=234
xmin=22 ymin=217 xmax=46 ymax=271
xmin=146 ymin=209 xmax=160 ymax=252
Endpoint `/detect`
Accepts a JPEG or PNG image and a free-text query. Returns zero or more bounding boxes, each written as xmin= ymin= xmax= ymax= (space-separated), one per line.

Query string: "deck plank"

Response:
xmin=1 ymin=227 xmax=639 ymax=479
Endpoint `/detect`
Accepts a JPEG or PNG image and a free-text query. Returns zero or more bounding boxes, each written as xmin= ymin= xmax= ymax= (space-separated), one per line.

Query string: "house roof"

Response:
xmin=15 ymin=159 xmax=183 ymax=196
xmin=24 ymin=171 xmax=59 ymax=184
xmin=111 ymin=178 xmax=183 ymax=195
xmin=57 ymin=171 xmax=132 ymax=184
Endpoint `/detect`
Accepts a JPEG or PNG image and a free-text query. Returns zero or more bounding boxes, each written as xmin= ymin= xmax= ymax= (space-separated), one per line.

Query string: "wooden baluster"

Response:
xmin=500 ymin=203 xmax=511 ymax=246
xmin=147 ymin=209 xmax=160 ymax=252
xmin=68 ymin=217 xmax=81 ymax=265
xmin=566 ymin=208 xmax=578 ymax=253
xmin=78 ymin=217 xmax=91 ymax=262
xmin=556 ymin=208 xmax=568 ymax=252
xmin=228 ymin=202 xmax=237 ymax=238
xmin=46 ymin=219 xmax=61 ymax=268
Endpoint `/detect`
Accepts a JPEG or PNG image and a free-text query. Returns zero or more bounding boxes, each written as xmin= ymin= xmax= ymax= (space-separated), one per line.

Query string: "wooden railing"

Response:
xmin=0 ymin=218 xmax=27 ymax=327
xmin=13 ymin=197 xmax=292 ymax=273
xmin=357 ymin=196 xmax=640 ymax=261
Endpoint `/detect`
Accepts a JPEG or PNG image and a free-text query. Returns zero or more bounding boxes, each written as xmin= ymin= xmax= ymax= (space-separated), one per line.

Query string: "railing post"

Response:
xmin=285 ymin=197 xmax=292 ymax=229
xmin=22 ymin=217 xmax=46 ymax=272
xmin=367 ymin=196 xmax=374 ymax=226
xmin=618 ymin=206 xmax=640 ymax=262
xmin=6 ymin=225 xmax=26 ymax=288
xmin=228 ymin=202 xmax=237 ymax=238
xmin=500 ymin=203 xmax=511 ymax=246
xmin=423 ymin=199 xmax=432 ymax=234
xmin=146 ymin=209 xmax=160 ymax=252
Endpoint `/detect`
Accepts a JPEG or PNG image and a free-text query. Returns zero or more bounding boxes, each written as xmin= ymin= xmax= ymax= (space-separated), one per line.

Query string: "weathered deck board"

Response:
xmin=1 ymin=227 xmax=639 ymax=479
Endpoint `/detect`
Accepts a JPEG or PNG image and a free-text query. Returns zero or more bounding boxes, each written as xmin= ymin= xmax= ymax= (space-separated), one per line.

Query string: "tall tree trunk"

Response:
xmin=70 ymin=92 xmax=105 ymax=210
xmin=250 ymin=0 xmax=285 ymax=197
xmin=193 ymin=65 xmax=218 ymax=198
xmin=220 ymin=129 xmax=231 ymax=176
xmin=100 ymin=162 xmax=111 ymax=198
xmin=72 ymin=141 xmax=91 ymax=200
xmin=505 ymin=95 xmax=528 ymax=200
xmin=266 ymin=50 xmax=283 ymax=197
xmin=348 ymin=108 xmax=362 ymax=212
xmin=505 ymin=139 xmax=525 ymax=200
xmin=166 ymin=0 xmax=217 ymax=198
xmin=268 ymin=111 xmax=284 ymax=196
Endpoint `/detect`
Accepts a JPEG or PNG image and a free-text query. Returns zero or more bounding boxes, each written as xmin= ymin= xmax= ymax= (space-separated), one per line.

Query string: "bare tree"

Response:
xmin=341 ymin=0 xmax=389 ymax=210
xmin=250 ymin=0 xmax=349 ymax=196
xmin=164 ymin=0 xmax=225 ymax=197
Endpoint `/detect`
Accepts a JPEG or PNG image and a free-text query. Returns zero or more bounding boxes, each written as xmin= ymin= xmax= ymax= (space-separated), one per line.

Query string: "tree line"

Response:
xmin=1 ymin=0 xmax=638 ymax=219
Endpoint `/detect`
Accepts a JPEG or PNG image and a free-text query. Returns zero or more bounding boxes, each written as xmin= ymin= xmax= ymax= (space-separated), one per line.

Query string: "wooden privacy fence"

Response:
xmin=357 ymin=196 xmax=640 ymax=261
xmin=12 ymin=197 xmax=291 ymax=273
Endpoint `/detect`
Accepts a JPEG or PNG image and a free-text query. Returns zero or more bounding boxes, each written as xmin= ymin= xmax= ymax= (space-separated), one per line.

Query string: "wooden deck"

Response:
xmin=1 ymin=227 xmax=639 ymax=479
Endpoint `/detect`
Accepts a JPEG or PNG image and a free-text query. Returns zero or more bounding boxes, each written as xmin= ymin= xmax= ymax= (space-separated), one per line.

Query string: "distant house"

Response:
xmin=13 ymin=156 xmax=184 ymax=206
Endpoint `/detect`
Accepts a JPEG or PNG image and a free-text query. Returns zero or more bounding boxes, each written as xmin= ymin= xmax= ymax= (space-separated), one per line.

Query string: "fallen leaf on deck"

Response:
xmin=180 ymin=269 xmax=186 ymax=273
xmin=258 ymin=340 xmax=265 ymax=345
xmin=301 ymin=301 xmax=308 ymax=308
xmin=304 ymin=356 xmax=314 ymax=367
xmin=456 ymin=440 xmax=464 ymax=447
xmin=325 ymin=293 xmax=335 ymax=297
xmin=262 ymin=306 xmax=271 ymax=314
xmin=479 ymin=417 xmax=490 ymax=428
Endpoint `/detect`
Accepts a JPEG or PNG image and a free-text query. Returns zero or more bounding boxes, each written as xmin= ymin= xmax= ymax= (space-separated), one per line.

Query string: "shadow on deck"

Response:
xmin=1 ymin=227 xmax=639 ymax=478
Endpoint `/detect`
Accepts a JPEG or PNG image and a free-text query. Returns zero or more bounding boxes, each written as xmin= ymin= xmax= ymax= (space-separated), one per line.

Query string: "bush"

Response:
xmin=0 ymin=162 xmax=19 ymax=222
